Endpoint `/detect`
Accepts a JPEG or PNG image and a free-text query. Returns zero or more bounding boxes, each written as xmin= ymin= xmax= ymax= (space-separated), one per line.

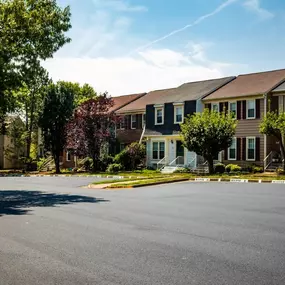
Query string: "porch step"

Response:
xmin=265 ymin=163 xmax=283 ymax=172
xmin=161 ymin=166 xmax=179 ymax=174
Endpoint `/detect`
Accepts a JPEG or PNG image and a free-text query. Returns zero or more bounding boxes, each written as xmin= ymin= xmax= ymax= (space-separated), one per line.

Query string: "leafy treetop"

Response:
xmin=180 ymin=108 xmax=237 ymax=174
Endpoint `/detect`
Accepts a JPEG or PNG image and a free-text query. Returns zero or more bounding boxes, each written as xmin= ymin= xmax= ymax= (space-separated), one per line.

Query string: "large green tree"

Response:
xmin=16 ymin=67 xmax=50 ymax=158
xmin=260 ymin=111 xmax=285 ymax=170
xmin=181 ymin=108 xmax=237 ymax=174
xmin=39 ymin=81 xmax=79 ymax=174
xmin=0 ymin=0 xmax=71 ymax=130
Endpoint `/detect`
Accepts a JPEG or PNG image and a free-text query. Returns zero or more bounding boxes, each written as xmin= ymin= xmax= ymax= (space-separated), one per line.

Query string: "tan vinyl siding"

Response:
xmin=205 ymin=97 xmax=264 ymax=163
xmin=235 ymin=99 xmax=264 ymax=161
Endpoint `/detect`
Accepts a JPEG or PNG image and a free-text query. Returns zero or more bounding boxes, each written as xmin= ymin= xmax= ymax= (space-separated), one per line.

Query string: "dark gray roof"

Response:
xmin=116 ymin=76 xmax=235 ymax=113
xmin=272 ymin=81 xmax=285 ymax=93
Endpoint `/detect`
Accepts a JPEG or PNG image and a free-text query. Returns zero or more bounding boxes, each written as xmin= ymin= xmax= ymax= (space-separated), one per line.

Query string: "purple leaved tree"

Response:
xmin=66 ymin=93 xmax=115 ymax=171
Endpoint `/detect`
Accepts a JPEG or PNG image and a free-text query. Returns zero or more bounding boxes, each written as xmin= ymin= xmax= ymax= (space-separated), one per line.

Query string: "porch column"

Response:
xmin=165 ymin=138 xmax=169 ymax=165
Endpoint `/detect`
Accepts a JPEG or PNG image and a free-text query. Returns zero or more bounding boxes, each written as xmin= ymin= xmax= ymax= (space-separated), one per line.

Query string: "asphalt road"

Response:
xmin=0 ymin=177 xmax=285 ymax=285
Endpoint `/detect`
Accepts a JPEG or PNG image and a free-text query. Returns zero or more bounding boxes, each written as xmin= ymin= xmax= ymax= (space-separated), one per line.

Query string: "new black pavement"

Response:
xmin=0 ymin=177 xmax=285 ymax=285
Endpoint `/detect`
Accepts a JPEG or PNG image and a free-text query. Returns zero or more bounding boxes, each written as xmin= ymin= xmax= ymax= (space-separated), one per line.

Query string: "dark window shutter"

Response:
xmin=242 ymin=138 xmax=246 ymax=160
xmin=127 ymin=115 xmax=131 ymax=129
xmin=242 ymin=101 xmax=247 ymax=119
xmin=136 ymin=114 xmax=140 ymax=129
xmin=205 ymin=103 xmax=211 ymax=110
xmin=224 ymin=148 xmax=228 ymax=161
xmin=219 ymin=102 xmax=224 ymax=113
xmin=237 ymin=138 xmax=241 ymax=160
xmin=237 ymin=101 xmax=241 ymax=120
xmin=256 ymin=137 xmax=260 ymax=161
xmin=256 ymin=99 xmax=261 ymax=119
xmin=224 ymin=102 xmax=229 ymax=113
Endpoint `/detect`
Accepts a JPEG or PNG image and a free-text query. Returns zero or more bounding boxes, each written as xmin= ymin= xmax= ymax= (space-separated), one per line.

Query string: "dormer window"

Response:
xmin=173 ymin=103 xmax=184 ymax=124
xmin=155 ymin=105 xmax=164 ymax=125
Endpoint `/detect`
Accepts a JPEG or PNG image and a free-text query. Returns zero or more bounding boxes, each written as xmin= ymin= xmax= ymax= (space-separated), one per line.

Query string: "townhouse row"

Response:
xmin=115 ymin=69 xmax=285 ymax=171
xmin=63 ymin=68 xmax=285 ymax=171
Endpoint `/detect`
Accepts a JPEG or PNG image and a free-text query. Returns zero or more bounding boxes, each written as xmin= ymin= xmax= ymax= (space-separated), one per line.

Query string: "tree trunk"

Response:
xmin=92 ymin=155 xmax=97 ymax=173
xmin=25 ymin=103 xmax=30 ymax=158
xmin=54 ymin=153 xmax=61 ymax=174
xmin=207 ymin=157 xmax=214 ymax=175
xmin=26 ymin=92 xmax=35 ymax=159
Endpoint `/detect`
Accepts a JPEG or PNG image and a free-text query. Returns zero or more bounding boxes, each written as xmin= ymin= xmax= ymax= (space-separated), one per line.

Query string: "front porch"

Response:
xmin=146 ymin=136 xmax=199 ymax=171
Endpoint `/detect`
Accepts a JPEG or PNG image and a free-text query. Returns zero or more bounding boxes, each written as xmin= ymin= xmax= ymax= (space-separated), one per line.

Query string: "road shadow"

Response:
xmin=0 ymin=190 xmax=108 ymax=216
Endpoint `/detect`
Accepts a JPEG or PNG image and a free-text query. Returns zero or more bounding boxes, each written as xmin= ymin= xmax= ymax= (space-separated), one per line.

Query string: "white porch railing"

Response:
xmin=169 ymin=156 xmax=184 ymax=167
xmin=38 ymin=155 xmax=53 ymax=171
xmin=264 ymin=151 xmax=273 ymax=170
xmin=157 ymin=157 xmax=168 ymax=170
xmin=78 ymin=157 xmax=89 ymax=172
xmin=188 ymin=156 xmax=197 ymax=169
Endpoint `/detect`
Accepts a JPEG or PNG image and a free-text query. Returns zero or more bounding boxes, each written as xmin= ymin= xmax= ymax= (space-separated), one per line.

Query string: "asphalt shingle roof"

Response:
xmin=109 ymin=93 xmax=146 ymax=113
xmin=204 ymin=69 xmax=285 ymax=101
xmin=116 ymin=77 xmax=234 ymax=113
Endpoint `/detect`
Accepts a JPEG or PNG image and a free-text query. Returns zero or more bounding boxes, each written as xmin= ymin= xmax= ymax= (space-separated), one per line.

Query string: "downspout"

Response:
xmin=139 ymin=124 xmax=146 ymax=144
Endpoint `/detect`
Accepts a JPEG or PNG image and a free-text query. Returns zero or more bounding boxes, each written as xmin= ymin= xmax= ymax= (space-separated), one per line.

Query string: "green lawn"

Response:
xmin=91 ymin=171 xmax=285 ymax=188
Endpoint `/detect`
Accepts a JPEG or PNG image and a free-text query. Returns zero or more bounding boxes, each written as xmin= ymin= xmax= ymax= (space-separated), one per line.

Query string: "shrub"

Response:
xmin=37 ymin=157 xmax=48 ymax=171
xmin=83 ymin=158 xmax=93 ymax=171
xmin=114 ymin=142 xmax=146 ymax=171
xmin=174 ymin=167 xmax=191 ymax=173
xmin=114 ymin=149 xmax=129 ymax=170
xmin=252 ymin=166 xmax=263 ymax=173
xmin=107 ymin=163 xmax=123 ymax=173
xmin=214 ymin=163 xmax=225 ymax=174
xmin=226 ymin=164 xmax=241 ymax=173
xmin=99 ymin=155 xmax=114 ymax=171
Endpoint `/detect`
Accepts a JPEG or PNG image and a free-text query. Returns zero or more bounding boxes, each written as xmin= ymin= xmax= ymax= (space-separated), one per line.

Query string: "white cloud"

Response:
xmin=243 ymin=0 xmax=274 ymax=20
xmin=44 ymin=0 xmax=243 ymax=96
xmin=92 ymin=0 xmax=147 ymax=12
xmin=43 ymin=47 xmax=234 ymax=96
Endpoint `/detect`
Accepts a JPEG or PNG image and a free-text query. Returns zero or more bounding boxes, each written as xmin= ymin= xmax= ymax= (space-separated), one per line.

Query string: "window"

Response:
xmin=131 ymin=115 xmax=137 ymax=129
xmin=66 ymin=151 xmax=71 ymax=161
xmin=152 ymin=141 xmax=165 ymax=160
xmin=212 ymin=103 xmax=219 ymax=112
xmin=229 ymin=102 xmax=237 ymax=118
xmin=174 ymin=105 xmax=184 ymax=124
xmin=247 ymin=100 xmax=256 ymax=119
xmin=155 ymin=108 xmax=164 ymax=125
xmin=247 ymin=137 xmax=255 ymax=160
xmin=228 ymin=137 xmax=237 ymax=160
xmin=142 ymin=114 xmax=146 ymax=127
xmin=120 ymin=116 xmax=126 ymax=129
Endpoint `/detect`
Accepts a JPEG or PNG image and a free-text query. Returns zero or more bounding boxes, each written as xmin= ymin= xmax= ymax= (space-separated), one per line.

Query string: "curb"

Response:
xmin=102 ymin=178 xmax=285 ymax=189
xmin=1 ymin=174 xmax=285 ymax=185
xmin=191 ymin=178 xmax=285 ymax=184
xmin=0 ymin=174 xmax=125 ymax=179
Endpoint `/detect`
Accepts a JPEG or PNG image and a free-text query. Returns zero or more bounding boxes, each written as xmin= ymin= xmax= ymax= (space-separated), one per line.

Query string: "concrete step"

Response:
xmin=161 ymin=166 xmax=178 ymax=174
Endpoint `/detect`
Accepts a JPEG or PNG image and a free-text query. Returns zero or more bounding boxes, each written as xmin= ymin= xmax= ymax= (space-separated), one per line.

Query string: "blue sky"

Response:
xmin=43 ymin=0 xmax=285 ymax=96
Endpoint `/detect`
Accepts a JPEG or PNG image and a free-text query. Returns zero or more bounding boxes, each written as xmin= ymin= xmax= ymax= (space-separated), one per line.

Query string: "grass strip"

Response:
xmin=107 ymin=177 xmax=190 ymax=188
